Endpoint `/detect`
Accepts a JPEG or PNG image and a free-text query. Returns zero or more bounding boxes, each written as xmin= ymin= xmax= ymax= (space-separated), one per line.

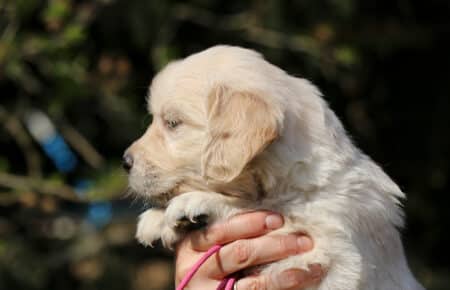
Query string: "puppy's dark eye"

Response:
xmin=165 ymin=119 xmax=181 ymax=129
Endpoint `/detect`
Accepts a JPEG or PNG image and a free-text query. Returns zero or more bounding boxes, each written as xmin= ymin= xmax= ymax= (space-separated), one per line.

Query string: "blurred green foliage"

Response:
xmin=0 ymin=0 xmax=449 ymax=289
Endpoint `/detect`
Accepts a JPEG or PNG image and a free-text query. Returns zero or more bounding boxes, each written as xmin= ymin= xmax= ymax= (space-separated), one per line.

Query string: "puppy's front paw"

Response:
xmin=159 ymin=191 xmax=237 ymax=248
xmin=164 ymin=191 xmax=230 ymax=228
xmin=136 ymin=209 xmax=165 ymax=247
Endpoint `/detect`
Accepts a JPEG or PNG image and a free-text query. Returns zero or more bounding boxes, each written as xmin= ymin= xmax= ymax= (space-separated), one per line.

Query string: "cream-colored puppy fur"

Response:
xmin=126 ymin=45 xmax=424 ymax=290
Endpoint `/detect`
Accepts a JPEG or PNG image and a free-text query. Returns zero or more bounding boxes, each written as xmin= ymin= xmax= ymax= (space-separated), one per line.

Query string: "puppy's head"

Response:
xmin=124 ymin=46 xmax=290 ymax=205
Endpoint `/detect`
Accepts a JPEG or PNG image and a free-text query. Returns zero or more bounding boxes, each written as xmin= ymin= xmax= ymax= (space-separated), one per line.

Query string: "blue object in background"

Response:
xmin=73 ymin=178 xmax=93 ymax=198
xmin=74 ymin=179 xmax=113 ymax=227
xmin=42 ymin=134 xmax=78 ymax=172
xmin=87 ymin=202 xmax=113 ymax=228
xmin=24 ymin=110 xmax=78 ymax=173
xmin=24 ymin=109 xmax=114 ymax=228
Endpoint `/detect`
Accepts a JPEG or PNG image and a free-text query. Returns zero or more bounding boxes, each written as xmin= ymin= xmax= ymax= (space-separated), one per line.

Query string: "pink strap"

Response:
xmin=223 ymin=277 xmax=236 ymax=290
xmin=215 ymin=276 xmax=236 ymax=290
xmin=176 ymin=244 xmax=236 ymax=290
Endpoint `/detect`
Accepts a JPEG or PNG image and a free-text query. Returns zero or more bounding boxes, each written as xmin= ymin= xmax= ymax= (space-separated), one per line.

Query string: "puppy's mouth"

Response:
xmin=127 ymin=169 xmax=184 ymax=207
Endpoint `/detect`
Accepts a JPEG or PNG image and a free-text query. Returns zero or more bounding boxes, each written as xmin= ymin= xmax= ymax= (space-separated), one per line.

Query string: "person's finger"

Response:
xmin=189 ymin=211 xmax=284 ymax=251
xmin=203 ymin=234 xmax=313 ymax=278
xmin=235 ymin=265 xmax=324 ymax=290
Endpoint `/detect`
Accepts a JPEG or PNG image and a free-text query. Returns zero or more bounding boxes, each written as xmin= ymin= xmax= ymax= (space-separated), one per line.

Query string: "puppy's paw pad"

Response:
xmin=175 ymin=214 xmax=209 ymax=231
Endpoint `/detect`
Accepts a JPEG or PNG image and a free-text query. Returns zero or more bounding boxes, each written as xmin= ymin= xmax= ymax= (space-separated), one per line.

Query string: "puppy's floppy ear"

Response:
xmin=201 ymin=85 xmax=279 ymax=183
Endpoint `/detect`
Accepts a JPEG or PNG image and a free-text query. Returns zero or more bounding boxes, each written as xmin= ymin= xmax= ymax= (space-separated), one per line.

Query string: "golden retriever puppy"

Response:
xmin=124 ymin=45 xmax=424 ymax=290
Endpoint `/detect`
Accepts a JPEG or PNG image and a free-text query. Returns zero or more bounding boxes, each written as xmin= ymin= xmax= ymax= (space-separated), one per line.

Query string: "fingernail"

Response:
xmin=278 ymin=269 xmax=305 ymax=288
xmin=265 ymin=214 xmax=283 ymax=229
xmin=297 ymin=236 xmax=313 ymax=251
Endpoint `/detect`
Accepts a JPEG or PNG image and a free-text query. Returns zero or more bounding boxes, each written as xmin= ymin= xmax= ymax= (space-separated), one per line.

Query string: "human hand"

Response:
xmin=175 ymin=211 xmax=324 ymax=289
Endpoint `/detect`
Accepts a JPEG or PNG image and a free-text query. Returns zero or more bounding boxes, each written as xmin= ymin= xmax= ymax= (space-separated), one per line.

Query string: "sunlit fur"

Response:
xmin=126 ymin=46 xmax=424 ymax=290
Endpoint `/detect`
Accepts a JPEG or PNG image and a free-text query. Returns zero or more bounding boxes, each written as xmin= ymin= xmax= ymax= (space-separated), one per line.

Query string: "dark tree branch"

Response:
xmin=0 ymin=106 xmax=42 ymax=178
xmin=59 ymin=122 xmax=105 ymax=170
xmin=0 ymin=172 xmax=84 ymax=202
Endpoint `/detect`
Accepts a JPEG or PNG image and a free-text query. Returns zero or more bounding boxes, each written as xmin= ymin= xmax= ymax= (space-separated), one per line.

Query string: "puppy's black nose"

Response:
xmin=122 ymin=153 xmax=134 ymax=172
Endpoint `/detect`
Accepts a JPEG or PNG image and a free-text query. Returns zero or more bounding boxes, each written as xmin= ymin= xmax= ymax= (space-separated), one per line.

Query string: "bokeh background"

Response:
xmin=1 ymin=0 xmax=449 ymax=289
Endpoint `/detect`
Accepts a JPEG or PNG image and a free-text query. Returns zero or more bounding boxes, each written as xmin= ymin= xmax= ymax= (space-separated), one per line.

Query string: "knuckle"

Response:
xmin=231 ymin=240 xmax=252 ymax=266
xmin=278 ymin=270 xmax=304 ymax=289
xmin=206 ymin=224 xmax=226 ymax=244
xmin=246 ymin=278 xmax=266 ymax=290
xmin=278 ymin=235 xmax=297 ymax=254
